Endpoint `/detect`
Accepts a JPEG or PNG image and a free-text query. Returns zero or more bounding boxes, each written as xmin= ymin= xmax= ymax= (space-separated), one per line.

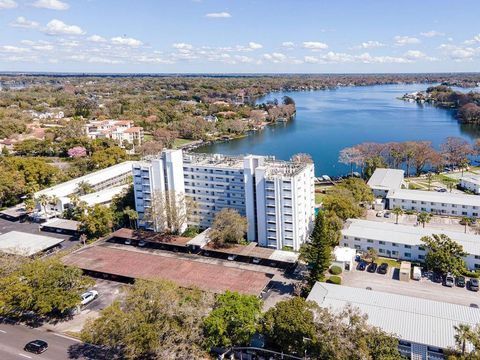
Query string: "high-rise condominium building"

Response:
xmin=132 ymin=149 xmax=315 ymax=251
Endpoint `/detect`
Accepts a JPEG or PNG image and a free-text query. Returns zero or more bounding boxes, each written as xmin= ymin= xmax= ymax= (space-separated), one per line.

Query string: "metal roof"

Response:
xmin=387 ymin=188 xmax=480 ymax=207
xmin=343 ymin=219 xmax=480 ymax=255
xmin=367 ymin=168 xmax=405 ymax=190
xmin=461 ymin=175 xmax=480 ymax=185
xmin=79 ymin=185 xmax=129 ymax=206
xmin=41 ymin=218 xmax=80 ymax=231
xmin=0 ymin=231 xmax=64 ymax=256
xmin=307 ymin=282 xmax=480 ymax=350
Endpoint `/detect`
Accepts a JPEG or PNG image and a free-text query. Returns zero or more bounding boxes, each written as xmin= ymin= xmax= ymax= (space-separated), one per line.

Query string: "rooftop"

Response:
xmin=183 ymin=152 xmax=245 ymax=169
xmin=63 ymin=245 xmax=273 ymax=295
xmin=367 ymin=168 xmax=405 ymax=190
xmin=461 ymin=175 xmax=480 ymax=185
xmin=343 ymin=219 xmax=480 ymax=255
xmin=79 ymin=185 xmax=130 ymax=206
xmin=307 ymin=282 xmax=480 ymax=350
xmin=387 ymin=188 xmax=480 ymax=207
xmin=40 ymin=218 xmax=80 ymax=232
xmin=0 ymin=231 xmax=64 ymax=256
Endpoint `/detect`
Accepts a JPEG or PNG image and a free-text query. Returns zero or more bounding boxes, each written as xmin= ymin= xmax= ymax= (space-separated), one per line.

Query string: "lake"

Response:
xmin=195 ymin=84 xmax=480 ymax=176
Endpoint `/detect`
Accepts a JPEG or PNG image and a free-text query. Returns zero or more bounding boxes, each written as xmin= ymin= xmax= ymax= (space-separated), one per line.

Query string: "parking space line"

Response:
xmin=53 ymin=333 xmax=81 ymax=342
xmin=0 ymin=329 xmax=6 ymax=333
xmin=18 ymin=354 xmax=32 ymax=359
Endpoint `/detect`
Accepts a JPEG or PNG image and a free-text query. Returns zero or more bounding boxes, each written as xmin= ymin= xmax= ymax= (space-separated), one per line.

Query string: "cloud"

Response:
xmin=281 ymin=41 xmax=295 ymax=48
xmin=420 ymin=30 xmax=444 ymax=38
xmin=357 ymin=40 xmax=385 ymax=49
xmin=10 ymin=16 xmax=39 ymax=29
xmin=205 ymin=12 xmax=231 ymax=18
xmin=87 ymin=35 xmax=106 ymax=43
xmin=44 ymin=19 xmax=85 ymax=35
xmin=111 ymin=36 xmax=143 ymax=47
xmin=172 ymin=43 xmax=193 ymax=50
xmin=248 ymin=42 xmax=263 ymax=50
xmin=439 ymin=44 xmax=477 ymax=62
xmin=464 ymin=34 xmax=480 ymax=45
xmin=357 ymin=52 xmax=410 ymax=64
xmin=302 ymin=41 xmax=328 ymax=50
xmin=0 ymin=0 xmax=16 ymax=9
xmin=0 ymin=45 xmax=30 ymax=53
xmin=403 ymin=50 xmax=436 ymax=61
xmin=32 ymin=0 xmax=69 ymax=10
xmin=263 ymin=52 xmax=287 ymax=63
xmin=394 ymin=36 xmax=421 ymax=46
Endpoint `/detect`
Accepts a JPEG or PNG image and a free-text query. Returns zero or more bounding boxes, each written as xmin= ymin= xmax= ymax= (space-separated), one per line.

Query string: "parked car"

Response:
xmin=456 ymin=276 xmax=466 ymax=288
xmin=444 ymin=273 xmax=455 ymax=287
xmin=124 ymin=239 xmax=132 ymax=245
xmin=437 ymin=188 xmax=447 ymax=193
xmin=468 ymin=278 xmax=480 ymax=292
xmin=227 ymin=254 xmax=237 ymax=261
xmin=367 ymin=262 xmax=378 ymax=273
xmin=377 ymin=263 xmax=389 ymax=275
xmin=252 ymin=257 xmax=261 ymax=264
xmin=383 ymin=212 xmax=390 ymax=218
xmin=80 ymin=290 xmax=98 ymax=306
xmin=357 ymin=261 xmax=367 ymax=271
xmin=24 ymin=340 xmax=48 ymax=354
xmin=432 ymin=272 xmax=443 ymax=283
xmin=138 ymin=240 xmax=146 ymax=247
xmin=376 ymin=212 xmax=384 ymax=218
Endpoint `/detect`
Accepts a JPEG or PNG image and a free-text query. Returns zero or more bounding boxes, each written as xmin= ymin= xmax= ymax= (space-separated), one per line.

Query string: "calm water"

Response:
xmin=196 ymin=84 xmax=480 ymax=176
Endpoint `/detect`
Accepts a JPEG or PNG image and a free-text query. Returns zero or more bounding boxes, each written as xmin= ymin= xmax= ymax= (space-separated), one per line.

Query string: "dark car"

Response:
xmin=432 ymin=272 xmax=443 ymax=283
xmin=357 ymin=261 xmax=367 ymax=271
xmin=367 ymin=262 xmax=378 ymax=273
xmin=377 ymin=263 xmax=389 ymax=275
xmin=456 ymin=276 xmax=466 ymax=288
xmin=24 ymin=340 xmax=48 ymax=354
xmin=468 ymin=278 xmax=480 ymax=292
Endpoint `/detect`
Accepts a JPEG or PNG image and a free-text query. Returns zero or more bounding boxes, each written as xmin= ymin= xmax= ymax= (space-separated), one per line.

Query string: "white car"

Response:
xmin=80 ymin=290 xmax=98 ymax=306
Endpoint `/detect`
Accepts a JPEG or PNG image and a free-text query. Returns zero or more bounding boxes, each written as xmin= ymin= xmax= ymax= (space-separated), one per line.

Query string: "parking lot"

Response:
xmin=342 ymin=265 xmax=480 ymax=307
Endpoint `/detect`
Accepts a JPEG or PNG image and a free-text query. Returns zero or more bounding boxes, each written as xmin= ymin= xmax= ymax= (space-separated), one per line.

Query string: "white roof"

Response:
xmin=187 ymin=228 xmax=211 ymax=248
xmin=367 ymin=168 xmax=404 ymax=190
xmin=461 ymin=175 xmax=480 ymax=185
xmin=387 ymin=188 xmax=480 ymax=207
xmin=78 ymin=185 xmax=129 ymax=206
xmin=35 ymin=161 xmax=137 ymax=198
xmin=41 ymin=218 xmax=80 ymax=231
xmin=334 ymin=246 xmax=356 ymax=262
xmin=307 ymin=282 xmax=480 ymax=350
xmin=343 ymin=219 xmax=480 ymax=255
xmin=269 ymin=249 xmax=299 ymax=263
xmin=0 ymin=231 xmax=64 ymax=256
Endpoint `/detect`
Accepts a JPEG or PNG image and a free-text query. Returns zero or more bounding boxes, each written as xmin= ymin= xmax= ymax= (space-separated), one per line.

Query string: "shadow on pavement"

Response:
xmin=68 ymin=343 xmax=124 ymax=359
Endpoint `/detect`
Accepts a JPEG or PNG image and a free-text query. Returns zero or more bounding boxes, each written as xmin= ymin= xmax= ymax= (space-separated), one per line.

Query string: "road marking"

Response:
xmin=18 ymin=354 xmax=32 ymax=359
xmin=0 ymin=329 xmax=6 ymax=333
xmin=53 ymin=332 xmax=81 ymax=342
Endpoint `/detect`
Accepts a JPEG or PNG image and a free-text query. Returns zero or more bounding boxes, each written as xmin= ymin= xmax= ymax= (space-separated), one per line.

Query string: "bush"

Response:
xmin=182 ymin=226 xmax=199 ymax=238
xmin=327 ymin=275 xmax=342 ymax=285
xmin=329 ymin=265 xmax=343 ymax=275
xmin=461 ymin=269 xmax=480 ymax=279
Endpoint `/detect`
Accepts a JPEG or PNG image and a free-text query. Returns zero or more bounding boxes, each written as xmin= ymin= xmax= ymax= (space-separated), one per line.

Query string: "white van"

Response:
xmin=412 ymin=266 xmax=422 ymax=280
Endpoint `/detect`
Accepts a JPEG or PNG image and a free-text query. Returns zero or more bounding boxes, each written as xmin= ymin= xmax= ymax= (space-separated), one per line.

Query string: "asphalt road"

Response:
xmin=0 ymin=322 xmax=82 ymax=360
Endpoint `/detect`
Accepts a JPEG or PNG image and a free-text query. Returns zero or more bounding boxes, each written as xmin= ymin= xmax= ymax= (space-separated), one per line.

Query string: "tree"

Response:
xmin=392 ymin=207 xmax=403 ymax=224
xmin=76 ymin=181 xmax=94 ymax=195
xmin=338 ymin=178 xmax=374 ymax=203
xmin=209 ymin=208 xmax=247 ymax=248
xmin=37 ymin=193 xmax=50 ymax=215
xmin=339 ymin=147 xmax=363 ymax=176
xmin=441 ymin=137 xmax=474 ymax=169
xmin=454 ymin=324 xmax=472 ymax=356
xmin=89 ymin=146 xmax=127 ymax=170
xmin=364 ymin=156 xmax=387 ymax=179
xmin=0 ymin=257 xmax=92 ymax=319
xmin=417 ymin=211 xmax=432 ymax=228
xmin=152 ymin=128 xmax=178 ymax=148
xmin=262 ymin=297 xmax=318 ymax=355
xmin=67 ymin=146 xmax=87 ymax=158
xmin=290 ymin=153 xmax=313 ymax=164
xmin=81 ymin=280 xmax=214 ymax=360
xmin=203 ymin=291 xmax=262 ymax=349
xmin=123 ymin=207 xmax=139 ymax=230
xmin=144 ymin=190 xmax=190 ymax=234
xmin=323 ymin=188 xmax=364 ymax=220
xmin=365 ymin=248 xmax=378 ymax=263
xmin=79 ymin=204 xmax=114 ymax=238
xmin=461 ymin=217 xmax=473 ymax=234
xmin=426 ymin=173 xmax=434 ymax=191
xmin=300 ymin=211 xmax=334 ymax=287
xmin=422 ymin=234 xmax=468 ymax=276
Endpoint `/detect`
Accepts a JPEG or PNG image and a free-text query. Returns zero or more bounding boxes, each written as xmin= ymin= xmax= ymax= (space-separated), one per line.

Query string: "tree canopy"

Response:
xmin=422 ymin=234 xmax=468 ymax=275
xmin=209 ymin=208 xmax=247 ymax=247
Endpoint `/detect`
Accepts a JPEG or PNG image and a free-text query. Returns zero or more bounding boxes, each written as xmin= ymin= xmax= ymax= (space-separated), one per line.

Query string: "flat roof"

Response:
xmin=461 ymin=175 xmax=480 ymax=185
xmin=63 ymin=245 xmax=273 ymax=295
xmin=307 ymin=282 xmax=480 ymax=350
xmin=387 ymin=188 xmax=480 ymax=207
xmin=0 ymin=231 xmax=64 ymax=256
xmin=35 ymin=161 xmax=137 ymax=198
xmin=0 ymin=203 xmax=28 ymax=218
xmin=367 ymin=168 xmax=404 ymax=190
xmin=41 ymin=218 xmax=80 ymax=231
xmin=186 ymin=229 xmax=211 ymax=248
xmin=343 ymin=219 xmax=480 ymax=255
xmin=79 ymin=185 xmax=129 ymax=206
xmin=110 ymin=228 xmax=191 ymax=246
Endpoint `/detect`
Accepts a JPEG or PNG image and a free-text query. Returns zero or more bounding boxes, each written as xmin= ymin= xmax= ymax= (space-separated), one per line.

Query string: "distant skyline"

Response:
xmin=0 ymin=0 xmax=479 ymax=73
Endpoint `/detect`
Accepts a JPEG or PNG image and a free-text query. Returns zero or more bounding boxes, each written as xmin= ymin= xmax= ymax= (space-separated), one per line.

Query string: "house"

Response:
xmin=367 ymin=168 xmax=405 ymax=198
xmin=84 ymin=120 xmax=144 ymax=147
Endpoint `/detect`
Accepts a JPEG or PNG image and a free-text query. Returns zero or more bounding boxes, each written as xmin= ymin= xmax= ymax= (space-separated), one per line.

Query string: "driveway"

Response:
xmin=342 ymin=267 xmax=480 ymax=307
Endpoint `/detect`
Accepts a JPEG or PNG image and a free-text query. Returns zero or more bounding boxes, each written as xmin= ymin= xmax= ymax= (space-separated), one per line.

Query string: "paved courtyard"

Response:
xmin=342 ymin=266 xmax=480 ymax=308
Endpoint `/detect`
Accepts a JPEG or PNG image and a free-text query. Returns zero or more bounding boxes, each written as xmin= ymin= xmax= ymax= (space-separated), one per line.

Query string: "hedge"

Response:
xmin=329 ymin=265 xmax=343 ymax=275
xmin=327 ymin=275 xmax=342 ymax=285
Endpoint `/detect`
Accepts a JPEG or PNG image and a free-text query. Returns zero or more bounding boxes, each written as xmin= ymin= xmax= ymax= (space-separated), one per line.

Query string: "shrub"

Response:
xmin=327 ymin=275 xmax=341 ymax=285
xmin=461 ymin=269 xmax=480 ymax=279
xmin=329 ymin=265 xmax=342 ymax=275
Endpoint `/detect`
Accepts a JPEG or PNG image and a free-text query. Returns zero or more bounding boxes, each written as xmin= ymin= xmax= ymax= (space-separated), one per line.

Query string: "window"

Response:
xmin=418 ymin=246 xmax=425 ymax=251
xmin=392 ymin=243 xmax=397 ymax=247
xmin=354 ymin=237 xmax=361 ymax=241
xmin=367 ymin=239 xmax=373 ymax=243
xmin=379 ymin=241 xmax=386 ymax=245
xmin=404 ymin=245 xmax=411 ymax=249
xmin=379 ymin=249 xmax=385 ymax=254
xmin=404 ymin=253 xmax=411 ymax=258
xmin=418 ymin=255 xmax=425 ymax=260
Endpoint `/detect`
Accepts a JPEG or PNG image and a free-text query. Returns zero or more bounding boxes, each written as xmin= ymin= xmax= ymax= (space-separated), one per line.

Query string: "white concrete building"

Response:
xmin=133 ymin=149 xmax=315 ymax=250
xmin=307 ymin=282 xmax=480 ymax=360
xmin=34 ymin=161 xmax=137 ymax=219
xmin=386 ymin=188 xmax=480 ymax=218
xmin=367 ymin=168 xmax=405 ymax=198
xmin=341 ymin=219 xmax=480 ymax=270
xmin=84 ymin=120 xmax=144 ymax=147
xmin=460 ymin=175 xmax=480 ymax=195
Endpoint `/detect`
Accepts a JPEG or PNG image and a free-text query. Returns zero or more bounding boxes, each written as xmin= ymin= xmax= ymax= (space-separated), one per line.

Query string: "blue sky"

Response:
xmin=0 ymin=0 xmax=479 ymax=73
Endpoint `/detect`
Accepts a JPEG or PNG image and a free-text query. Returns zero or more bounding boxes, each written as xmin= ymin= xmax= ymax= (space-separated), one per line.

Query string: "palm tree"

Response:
xmin=417 ymin=212 xmax=432 ymax=228
xmin=76 ymin=181 xmax=94 ymax=196
xmin=37 ymin=194 xmax=49 ymax=216
xmin=426 ymin=173 xmax=433 ymax=191
xmin=49 ymin=195 xmax=60 ymax=216
xmin=392 ymin=207 xmax=404 ymax=224
xmin=123 ymin=207 xmax=139 ymax=229
xmin=461 ymin=217 xmax=472 ymax=234
xmin=454 ymin=324 xmax=472 ymax=356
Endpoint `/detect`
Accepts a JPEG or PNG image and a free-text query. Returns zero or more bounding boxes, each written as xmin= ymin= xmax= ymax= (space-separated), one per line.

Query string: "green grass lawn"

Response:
xmin=173 ymin=138 xmax=195 ymax=148
xmin=375 ymin=257 xmax=401 ymax=268
xmin=315 ymin=192 xmax=326 ymax=204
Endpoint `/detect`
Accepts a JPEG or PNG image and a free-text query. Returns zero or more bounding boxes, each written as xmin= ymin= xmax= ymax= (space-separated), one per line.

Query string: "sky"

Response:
xmin=0 ymin=0 xmax=480 ymax=73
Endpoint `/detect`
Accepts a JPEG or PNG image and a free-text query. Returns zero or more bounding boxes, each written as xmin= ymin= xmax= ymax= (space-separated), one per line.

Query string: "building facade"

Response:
xmin=341 ymin=219 xmax=480 ymax=270
xmin=460 ymin=175 xmax=480 ymax=195
xmin=367 ymin=168 xmax=405 ymax=198
xmin=133 ymin=149 xmax=315 ymax=250
xmin=84 ymin=120 xmax=144 ymax=146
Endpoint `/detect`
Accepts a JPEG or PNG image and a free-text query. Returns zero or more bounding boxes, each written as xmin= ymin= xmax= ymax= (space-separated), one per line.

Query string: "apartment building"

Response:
xmin=132 ymin=149 xmax=315 ymax=250
xmin=460 ymin=175 xmax=480 ymax=195
xmin=84 ymin=120 xmax=144 ymax=146
xmin=386 ymin=188 xmax=480 ymax=218
xmin=341 ymin=219 xmax=480 ymax=270
xmin=367 ymin=168 xmax=405 ymax=198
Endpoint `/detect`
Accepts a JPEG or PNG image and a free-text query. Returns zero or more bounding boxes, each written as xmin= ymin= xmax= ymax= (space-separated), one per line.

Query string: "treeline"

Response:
xmin=339 ymin=136 xmax=480 ymax=177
